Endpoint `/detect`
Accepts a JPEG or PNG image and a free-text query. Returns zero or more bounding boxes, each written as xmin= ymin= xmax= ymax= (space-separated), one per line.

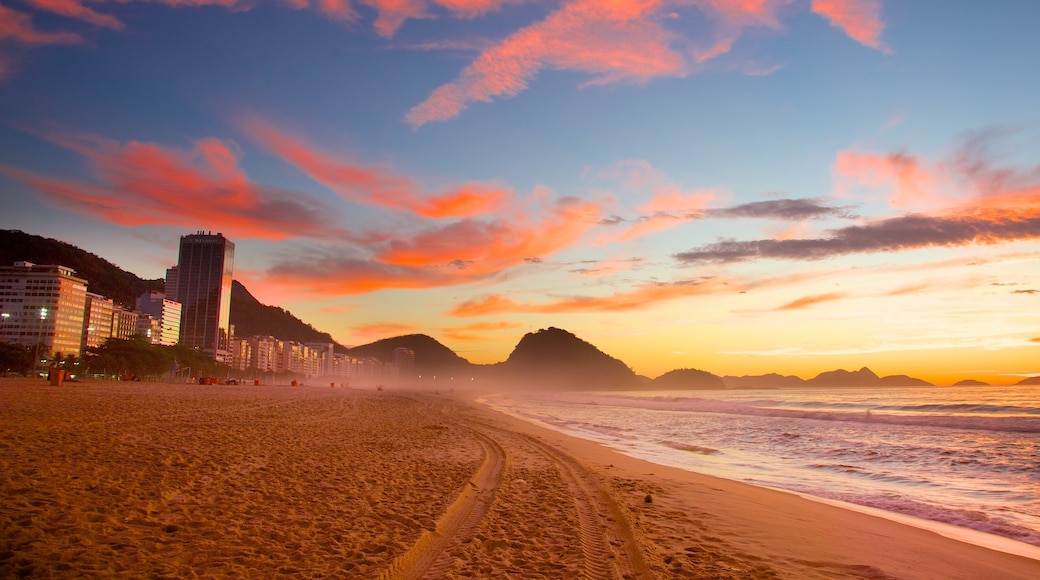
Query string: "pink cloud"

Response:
xmin=0 ymin=131 xmax=342 ymax=240
xmin=811 ymin=0 xmax=890 ymax=53
xmin=834 ymin=150 xmax=946 ymax=208
xmin=243 ymin=118 xmax=512 ymax=218
xmin=351 ymin=322 xmax=420 ymax=340
xmin=19 ymin=0 xmax=124 ymax=29
xmin=0 ymin=4 xmax=82 ymax=45
xmin=448 ymin=277 xmax=731 ymax=316
xmin=405 ymin=0 xmax=687 ymax=126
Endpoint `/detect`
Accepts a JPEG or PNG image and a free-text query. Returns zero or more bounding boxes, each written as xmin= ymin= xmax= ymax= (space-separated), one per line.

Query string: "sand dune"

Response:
xmin=2 ymin=379 xmax=1037 ymax=578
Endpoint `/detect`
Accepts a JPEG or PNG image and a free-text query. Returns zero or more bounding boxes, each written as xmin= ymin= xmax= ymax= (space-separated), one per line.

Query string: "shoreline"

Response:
xmin=2 ymin=379 xmax=1038 ymax=578
xmin=461 ymin=388 xmax=1040 ymax=578
xmin=474 ymin=391 xmax=1040 ymax=562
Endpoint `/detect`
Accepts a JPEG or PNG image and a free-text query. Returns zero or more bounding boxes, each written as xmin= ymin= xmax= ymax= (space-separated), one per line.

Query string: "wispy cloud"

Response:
xmin=776 ymin=291 xmax=848 ymax=310
xmin=439 ymin=320 xmax=523 ymax=341
xmin=0 ymin=131 xmax=344 ymax=241
xmin=0 ymin=4 xmax=82 ymax=46
xmin=811 ymin=0 xmax=890 ymax=53
xmin=262 ymin=194 xmax=602 ymax=294
xmin=405 ymin=0 xmax=688 ymax=126
xmin=243 ymin=118 xmax=512 ymax=218
xmin=680 ymin=132 xmax=1040 ymax=266
xmin=448 ymin=277 xmax=731 ymax=316
xmin=674 ymin=211 xmax=1040 ymax=265
xmin=706 ymin=198 xmax=856 ymax=220
xmin=350 ymin=322 xmax=420 ymax=340
xmin=19 ymin=0 xmax=124 ymax=29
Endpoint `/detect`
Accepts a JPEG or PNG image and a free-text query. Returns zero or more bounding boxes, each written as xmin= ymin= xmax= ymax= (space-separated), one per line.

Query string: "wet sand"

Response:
xmin=2 ymin=379 xmax=1038 ymax=578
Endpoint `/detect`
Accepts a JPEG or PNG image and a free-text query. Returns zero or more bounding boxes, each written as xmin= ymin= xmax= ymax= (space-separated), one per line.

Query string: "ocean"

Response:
xmin=480 ymin=384 xmax=1040 ymax=552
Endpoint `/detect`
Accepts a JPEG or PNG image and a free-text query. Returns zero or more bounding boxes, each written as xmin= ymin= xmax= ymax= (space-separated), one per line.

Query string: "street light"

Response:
xmin=32 ymin=307 xmax=48 ymax=378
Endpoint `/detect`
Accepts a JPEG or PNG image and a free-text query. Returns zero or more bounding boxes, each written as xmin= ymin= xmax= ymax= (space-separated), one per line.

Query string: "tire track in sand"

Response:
xmin=378 ymin=425 xmax=505 ymax=580
xmin=494 ymin=424 xmax=651 ymax=580
xmin=387 ymin=398 xmax=650 ymax=579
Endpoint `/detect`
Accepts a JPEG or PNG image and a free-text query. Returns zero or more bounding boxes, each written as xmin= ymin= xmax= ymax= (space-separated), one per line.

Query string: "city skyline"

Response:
xmin=1 ymin=1 xmax=1038 ymax=384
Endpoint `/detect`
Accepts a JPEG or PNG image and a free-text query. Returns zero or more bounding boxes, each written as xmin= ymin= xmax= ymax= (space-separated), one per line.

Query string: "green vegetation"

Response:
xmin=83 ymin=338 xmax=225 ymax=380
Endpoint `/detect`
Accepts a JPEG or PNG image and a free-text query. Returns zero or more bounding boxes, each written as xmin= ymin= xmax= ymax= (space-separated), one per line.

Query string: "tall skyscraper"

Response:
xmin=172 ymin=232 xmax=234 ymax=362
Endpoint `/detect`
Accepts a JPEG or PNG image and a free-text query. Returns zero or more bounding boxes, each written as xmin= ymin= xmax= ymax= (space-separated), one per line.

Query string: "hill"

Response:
xmin=1016 ymin=376 xmax=1040 ymax=386
xmin=347 ymin=334 xmax=475 ymax=378
xmin=492 ymin=327 xmax=640 ymax=390
xmin=229 ymin=282 xmax=343 ymax=350
xmin=648 ymin=368 xmax=725 ymax=390
xmin=953 ymin=379 xmax=989 ymax=386
xmin=807 ymin=367 xmax=932 ymax=387
xmin=0 ymin=230 xmax=163 ymax=306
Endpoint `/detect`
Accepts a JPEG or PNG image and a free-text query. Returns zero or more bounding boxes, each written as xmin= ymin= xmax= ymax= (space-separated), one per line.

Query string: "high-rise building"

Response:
xmin=0 ymin=262 xmax=88 ymax=359
xmin=135 ymin=291 xmax=182 ymax=346
xmin=172 ymin=232 xmax=235 ymax=362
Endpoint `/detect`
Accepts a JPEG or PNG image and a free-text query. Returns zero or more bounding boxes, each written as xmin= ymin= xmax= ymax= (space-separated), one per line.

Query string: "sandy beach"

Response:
xmin=2 ymin=380 xmax=1038 ymax=579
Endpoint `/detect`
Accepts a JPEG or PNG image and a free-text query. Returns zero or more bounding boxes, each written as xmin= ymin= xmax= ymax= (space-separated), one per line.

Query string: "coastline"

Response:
xmin=464 ymin=388 xmax=1040 ymax=578
xmin=2 ymin=379 xmax=1037 ymax=578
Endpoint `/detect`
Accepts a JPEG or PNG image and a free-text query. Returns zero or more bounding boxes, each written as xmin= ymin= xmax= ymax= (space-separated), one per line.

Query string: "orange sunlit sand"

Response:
xmin=2 ymin=379 xmax=1037 ymax=578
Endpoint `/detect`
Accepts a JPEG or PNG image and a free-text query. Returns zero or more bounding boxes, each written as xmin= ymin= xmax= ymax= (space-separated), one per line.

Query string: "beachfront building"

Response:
xmin=135 ymin=291 xmax=181 ymax=346
xmin=247 ymin=335 xmax=280 ymax=373
xmin=306 ymin=342 xmax=336 ymax=377
xmin=169 ymin=232 xmax=234 ymax=362
xmin=0 ymin=262 xmax=89 ymax=359
xmin=83 ymin=292 xmax=115 ymax=349
xmin=228 ymin=338 xmax=251 ymax=371
xmin=111 ymin=308 xmax=138 ymax=341
xmin=392 ymin=347 xmax=415 ymax=382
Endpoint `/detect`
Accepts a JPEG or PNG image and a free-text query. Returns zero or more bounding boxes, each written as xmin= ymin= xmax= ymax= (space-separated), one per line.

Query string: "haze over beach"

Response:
xmin=1 ymin=0 xmax=1037 ymax=385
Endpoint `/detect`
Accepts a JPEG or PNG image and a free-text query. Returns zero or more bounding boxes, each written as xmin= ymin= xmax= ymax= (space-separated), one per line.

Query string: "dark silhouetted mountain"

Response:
xmin=806 ymin=367 xmax=932 ymax=387
xmin=953 ymin=379 xmax=989 ymax=386
xmin=1 ymin=229 xmax=163 ymax=307
xmin=230 ymin=281 xmax=343 ymax=350
xmin=1016 ymin=376 xmax=1040 ymax=385
xmin=348 ymin=334 xmax=474 ymax=378
xmin=649 ymin=368 xmax=725 ymax=390
xmin=493 ymin=327 xmax=640 ymax=390
xmin=877 ymin=374 xmax=933 ymax=386
xmin=722 ymin=373 xmax=806 ymax=389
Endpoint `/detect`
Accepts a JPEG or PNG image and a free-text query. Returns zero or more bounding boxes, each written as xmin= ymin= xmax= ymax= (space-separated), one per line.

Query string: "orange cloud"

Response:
xmin=243 ymin=118 xmax=512 ymax=218
xmin=448 ymin=277 xmax=732 ymax=316
xmin=0 ymin=4 xmax=82 ymax=45
xmin=834 ymin=150 xmax=945 ymax=208
xmin=439 ymin=320 xmax=523 ymax=342
xmin=0 ymin=132 xmax=343 ymax=241
xmin=405 ymin=0 xmax=687 ymax=126
xmin=351 ymin=322 xmax=420 ymax=340
xmin=19 ymin=0 xmax=124 ymax=29
xmin=776 ymin=292 xmax=847 ymax=310
xmin=811 ymin=0 xmax=890 ymax=53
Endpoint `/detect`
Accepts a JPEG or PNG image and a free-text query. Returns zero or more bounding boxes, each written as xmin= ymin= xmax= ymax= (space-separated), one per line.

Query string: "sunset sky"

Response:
xmin=1 ymin=0 xmax=1038 ymax=384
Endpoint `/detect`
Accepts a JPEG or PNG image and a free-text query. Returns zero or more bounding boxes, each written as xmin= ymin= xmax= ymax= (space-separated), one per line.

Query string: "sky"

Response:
xmin=1 ymin=0 xmax=1039 ymax=385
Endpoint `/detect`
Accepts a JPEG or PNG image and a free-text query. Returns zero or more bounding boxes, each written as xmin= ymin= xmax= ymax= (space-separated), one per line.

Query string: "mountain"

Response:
xmin=492 ymin=327 xmax=640 ymax=390
xmin=1016 ymin=376 xmax=1040 ymax=385
xmin=806 ymin=367 xmax=932 ymax=387
xmin=0 ymin=230 xmax=164 ymax=307
xmin=648 ymin=368 xmax=725 ymax=390
xmin=347 ymin=334 xmax=475 ymax=377
xmin=953 ymin=379 xmax=989 ymax=386
xmin=229 ymin=281 xmax=344 ymax=350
